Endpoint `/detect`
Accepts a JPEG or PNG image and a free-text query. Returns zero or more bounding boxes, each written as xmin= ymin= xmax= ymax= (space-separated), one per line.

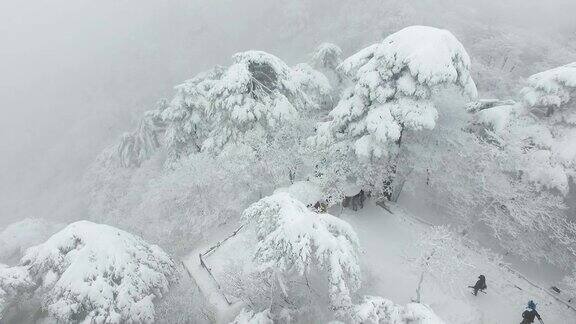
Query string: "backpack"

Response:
xmin=522 ymin=309 xmax=536 ymax=321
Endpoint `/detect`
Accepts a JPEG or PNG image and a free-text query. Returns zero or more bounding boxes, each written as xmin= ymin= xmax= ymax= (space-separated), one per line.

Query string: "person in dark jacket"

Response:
xmin=469 ymin=274 xmax=487 ymax=296
xmin=520 ymin=300 xmax=543 ymax=324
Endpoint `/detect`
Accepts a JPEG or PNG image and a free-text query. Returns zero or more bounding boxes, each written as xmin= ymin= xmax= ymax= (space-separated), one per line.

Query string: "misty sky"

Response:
xmin=1 ymin=0 xmax=575 ymax=226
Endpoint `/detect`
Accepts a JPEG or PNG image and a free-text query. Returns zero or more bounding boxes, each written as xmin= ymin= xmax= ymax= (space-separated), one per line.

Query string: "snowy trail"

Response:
xmin=341 ymin=203 xmax=576 ymax=324
xmin=182 ymin=225 xmax=245 ymax=323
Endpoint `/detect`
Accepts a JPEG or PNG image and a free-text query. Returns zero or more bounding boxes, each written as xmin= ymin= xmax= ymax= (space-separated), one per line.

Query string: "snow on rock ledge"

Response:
xmin=21 ymin=220 xmax=177 ymax=323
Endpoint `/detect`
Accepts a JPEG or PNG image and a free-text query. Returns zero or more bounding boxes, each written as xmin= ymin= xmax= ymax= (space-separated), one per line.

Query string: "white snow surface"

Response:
xmin=273 ymin=180 xmax=324 ymax=206
xmin=205 ymin=202 xmax=576 ymax=323
xmin=340 ymin=26 xmax=477 ymax=98
xmin=21 ymin=220 xmax=177 ymax=323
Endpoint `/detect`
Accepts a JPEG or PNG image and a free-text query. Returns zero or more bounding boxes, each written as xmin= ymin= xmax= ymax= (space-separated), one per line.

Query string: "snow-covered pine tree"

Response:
xmin=291 ymin=62 xmax=334 ymax=113
xmin=518 ymin=62 xmax=576 ymax=193
xmin=0 ymin=264 xmax=34 ymax=320
xmin=309 ymin=42 xmax=346 ymax=95
xmin=20 ymin=221 xmax=177 ymax=323
xmin=311 ymin=26 xmax=477 ymax=201
xmin=162 ymin=66 xmax=225 ymax=163
xmin=109 ymin=99 xmax=169 ymax=168
xmin=353 ymin=295 xmax=446 ymax=324
xmin=241 ymin=192 xmax=361 ymax=318
xmin=203 ymin=51 xmax=307 ymax=151
xmin=465 ymin=63 xmax=576 ymax=268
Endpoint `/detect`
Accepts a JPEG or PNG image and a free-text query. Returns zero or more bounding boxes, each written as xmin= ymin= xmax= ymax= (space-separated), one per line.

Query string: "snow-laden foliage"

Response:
xmin=131 ymin=149 xmax=265 ymax=254
xmin=353 ymin=296 xmax=445 ymax=324
xmin=203 ymin=51 xmax=306 ymax=151
xmin=411 ymin=226 xmax=474 ymax=302
xmin=0 ymin=264 xmax=34 ymax=319
xmin=162 ymin=66 xmax=225 ymax=163
xmin=230 ymin=308 xmax=273 ymax=324
xmin=472 ymin=63 xmax=576 ymax=195
xmin=241 ymin=192 xmax=361 ymax=316
xmin=107 ymin=100 xmax=168 ymax=168
xmin=397 ymin=92 xmax=573 ymax=268
xmin=0 ymin=218 xmax=62 ymax=264
xmin=291 ymin=63 xmax=333 ymax=112
xmin=309 ymin=42 xmax=346 ymax=93
xmin=20 ymin=221 xmax=177 ymax=323
xmin=311 ymin=43 xmax=343 ymax=72
xmin=313 ymin=25 xmax=477 ymax=161
xmin=521 ymin=62 xmax=576 ymax=115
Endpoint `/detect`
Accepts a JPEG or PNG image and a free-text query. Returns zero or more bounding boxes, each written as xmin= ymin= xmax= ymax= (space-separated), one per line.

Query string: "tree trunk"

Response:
xmin=415 ymin=271 xmax=425 ymax=303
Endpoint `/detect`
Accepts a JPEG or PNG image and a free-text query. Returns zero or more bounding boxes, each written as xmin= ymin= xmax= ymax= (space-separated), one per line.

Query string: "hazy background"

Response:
xmin=1 ymin=0 xmax=575 ymax=226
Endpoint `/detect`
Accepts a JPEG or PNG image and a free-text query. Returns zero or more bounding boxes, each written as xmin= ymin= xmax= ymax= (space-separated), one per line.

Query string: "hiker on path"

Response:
xmin=469 ymin=274 xmax=487 ymax=296
xmin=520 ymin=300 xmax=543 ymax=324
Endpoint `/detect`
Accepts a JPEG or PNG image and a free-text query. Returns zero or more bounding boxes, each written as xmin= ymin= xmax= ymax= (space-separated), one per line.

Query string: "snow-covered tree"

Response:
xmin=291 ymin=63 xmax=334 ymax=113
xmin=107 ymin=100 xmax=169 ymax=168
xmin=203 ymin=51 xmax=307 ymax=151
xmin=410 ymin=226 xmax=473 ymax=303
xmin=310 ymin=43 xmax=343 ymax=75
xmin=0 ymin=218 xmax=62 ymax=264
xmin=352 ymin=296 xmax=445 ymax=324
xmin=20 ymin=220 xmax=177 ymax=323
xmin=396 ymin=90 xmax=573 ymax=269
xmin=311 ymin=26 xmax=477 ymax=200
xmin=0 ymin=264 xmax=34 ymax=320
xmin=241 ymin=192 xmax=361 ymax=318
xmin=518 ymin=62 xmax=576 ymax=193
xmin=230 ymin=308 xmax=274 ymax=324
xmin=309 ymin=42 xmax=346 ymax=94
xmin=473 ymin=62 xmax=576 ymax=195
xmin=162 ymin=66 xmax=225 ymax=163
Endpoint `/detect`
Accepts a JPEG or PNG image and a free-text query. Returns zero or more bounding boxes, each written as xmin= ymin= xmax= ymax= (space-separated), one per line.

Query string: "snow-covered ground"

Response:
xmin=194 ymin=202 xmax=576 ymax=323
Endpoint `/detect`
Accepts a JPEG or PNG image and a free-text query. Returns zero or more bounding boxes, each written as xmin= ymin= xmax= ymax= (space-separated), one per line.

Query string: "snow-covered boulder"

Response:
xmin=242 ymin=192 xmax=361 ymax=315
xmin=21 ymin=220 xmax=177 ymax=323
